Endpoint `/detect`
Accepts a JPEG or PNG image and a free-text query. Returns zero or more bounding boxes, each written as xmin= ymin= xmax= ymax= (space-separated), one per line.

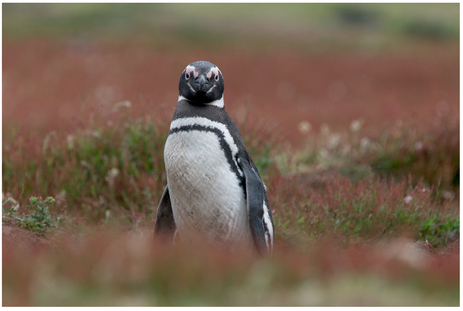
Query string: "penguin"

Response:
xmin=155 ymin=60 xmax=274 ymax=255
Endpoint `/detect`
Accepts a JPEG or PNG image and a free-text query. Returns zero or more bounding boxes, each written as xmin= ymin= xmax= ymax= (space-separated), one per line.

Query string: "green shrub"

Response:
xmin=3 ymin=196 xmax=61 ymax=236
xmin=419 ymin=218 xmax=459 ymax=247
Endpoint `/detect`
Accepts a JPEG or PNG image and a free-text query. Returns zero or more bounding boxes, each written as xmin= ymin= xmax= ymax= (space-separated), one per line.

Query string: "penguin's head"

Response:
xmin=179 ymin=60 xmax=224 ymax=105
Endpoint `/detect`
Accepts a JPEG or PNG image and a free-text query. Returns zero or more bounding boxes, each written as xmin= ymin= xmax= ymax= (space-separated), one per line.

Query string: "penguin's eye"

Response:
xmin=185 ymin=72 xmax=190 ymax=80
xmin=214 ymin=74 xmax=219 ymax=81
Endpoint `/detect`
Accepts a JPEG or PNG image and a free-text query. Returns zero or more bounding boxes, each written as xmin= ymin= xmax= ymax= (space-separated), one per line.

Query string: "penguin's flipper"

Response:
xmin=239 ymin=157 xmax=271 ymax=255
xmin=154 ymin=186 xmax=177 ymax=243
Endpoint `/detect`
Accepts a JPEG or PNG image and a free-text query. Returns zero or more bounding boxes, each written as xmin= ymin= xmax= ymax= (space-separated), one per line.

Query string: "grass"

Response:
xmin=2 ymin=62 xmax=459 ymax=306
xmin=2 ymin=3 xmax=459 ymax=306
xmin=3 ymin=106 xmax=458 ymax=247
xmin=2 ymin=226 xmax=459 ymax=306
xmin=2 ymin=232 xmax=459 ymax=306
xmin=294 ymin=116 xmax=459 ymax=193
xmin=279 ymin=115 xmax=460 ymax=249
xmin=2 ymin=103 xmax=459 ymax=307
xmin=2 ymin=105 xmax=278 ymax=225
xmin=271 ymin=171 xmax=458 ymax=247
xmin=3 ymin=110 xmax=167 ymax=225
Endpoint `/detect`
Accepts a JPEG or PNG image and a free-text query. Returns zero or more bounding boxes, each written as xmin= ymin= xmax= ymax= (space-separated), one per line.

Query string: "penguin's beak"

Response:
xmin=191 ymin=74 xmax=211 ymax=93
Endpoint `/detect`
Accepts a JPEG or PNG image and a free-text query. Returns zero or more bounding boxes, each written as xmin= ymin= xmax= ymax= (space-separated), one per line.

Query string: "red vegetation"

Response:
xmin=3 ymin=39 xmax=459 ymax=146
xmin=2 ymin=37 xmax=459 ymax=305
xmin=2 ymin=225 xmax=459 ymax=306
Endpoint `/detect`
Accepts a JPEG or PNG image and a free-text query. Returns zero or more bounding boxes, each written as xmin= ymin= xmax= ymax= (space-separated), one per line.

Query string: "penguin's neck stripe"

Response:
xmin=169 ymin=123 xmax=245 ymax=189
xmin=177 ymin=95 xmax=225 ymax=108
xmin=170 ymin=117 xmax=240 ymax=163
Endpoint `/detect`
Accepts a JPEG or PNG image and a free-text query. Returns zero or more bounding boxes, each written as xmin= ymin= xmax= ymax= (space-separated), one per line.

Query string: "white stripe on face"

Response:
xmin=206 ymin=66 xmax=220 ymax=80
xmin=185 ymin=65 xmax=199 ymax=79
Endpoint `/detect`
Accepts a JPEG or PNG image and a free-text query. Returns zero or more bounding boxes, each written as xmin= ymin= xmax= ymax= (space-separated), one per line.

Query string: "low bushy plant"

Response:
xmin=3 ymin=196 xmax=61 ymax=236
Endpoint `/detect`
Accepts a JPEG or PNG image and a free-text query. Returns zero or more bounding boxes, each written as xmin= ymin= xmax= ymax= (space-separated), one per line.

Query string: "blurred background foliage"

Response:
xmin=3 ymin=3 xmax=459 ymax=48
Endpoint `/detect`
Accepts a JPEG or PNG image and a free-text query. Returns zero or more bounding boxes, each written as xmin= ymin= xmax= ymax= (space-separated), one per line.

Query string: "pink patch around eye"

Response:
xmin=207 ymin=68 xmax=219 ymax=80
xmin=185 ymin=66 xmax=199 ymax=79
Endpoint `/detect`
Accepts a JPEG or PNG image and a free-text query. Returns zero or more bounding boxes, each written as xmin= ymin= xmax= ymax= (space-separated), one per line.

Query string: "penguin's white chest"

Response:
xmin=164 ymin=128 xmax=253 ymax=250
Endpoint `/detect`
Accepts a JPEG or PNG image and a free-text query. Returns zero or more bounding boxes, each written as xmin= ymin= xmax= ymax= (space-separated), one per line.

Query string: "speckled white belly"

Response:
xmin=164 ymin=129 xmax=253 ymax=251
